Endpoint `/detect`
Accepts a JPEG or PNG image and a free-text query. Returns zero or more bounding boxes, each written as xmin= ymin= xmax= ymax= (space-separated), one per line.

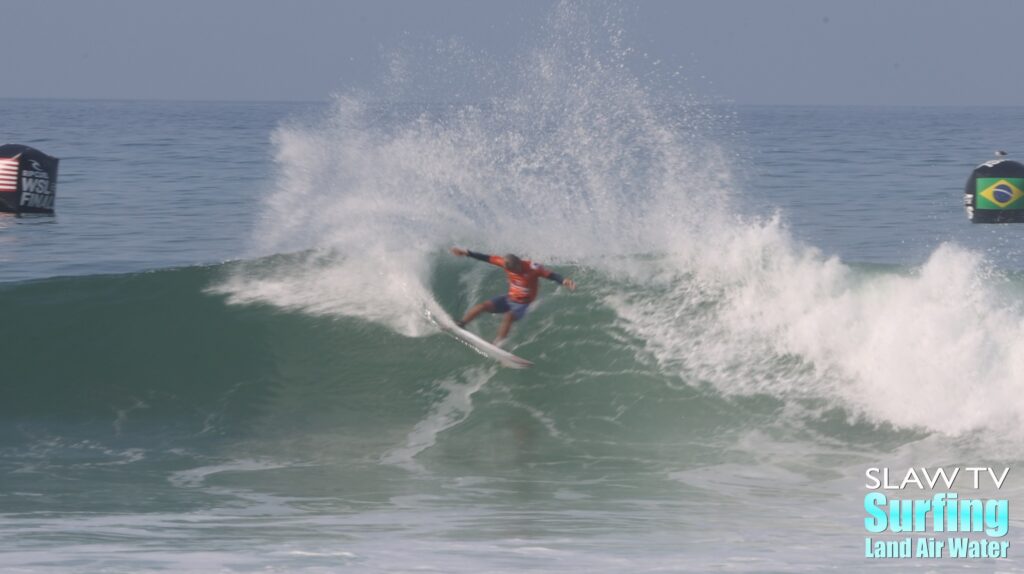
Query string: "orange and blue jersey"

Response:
xmin=466 ymin=251 xmax=565 ymax=304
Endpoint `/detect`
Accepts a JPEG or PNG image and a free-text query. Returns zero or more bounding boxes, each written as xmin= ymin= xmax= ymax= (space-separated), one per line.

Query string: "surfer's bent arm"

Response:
xmin=538 ymin=266 xmax=563 ymax=284
xmin=537 ymin=265 xmax=575 ymax=289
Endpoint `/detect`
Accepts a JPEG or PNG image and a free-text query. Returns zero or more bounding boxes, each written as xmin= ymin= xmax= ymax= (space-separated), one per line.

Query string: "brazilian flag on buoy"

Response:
xmin=976 ymin=178 xmax=1024 ymax=210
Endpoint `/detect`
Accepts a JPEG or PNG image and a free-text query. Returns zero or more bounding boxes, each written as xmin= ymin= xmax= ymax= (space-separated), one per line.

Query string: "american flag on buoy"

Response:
xmin=0 ymin=156 xmax=18 ymax=193
xmin=0 ymin=145 xmax=59 ymax=214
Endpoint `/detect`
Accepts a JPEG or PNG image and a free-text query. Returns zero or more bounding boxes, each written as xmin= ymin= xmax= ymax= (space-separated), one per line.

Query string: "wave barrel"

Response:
xmin=964 ymin=151 xmax=1024 ymax=223
xmin=0 ymin=144 xmax=59 ymax=215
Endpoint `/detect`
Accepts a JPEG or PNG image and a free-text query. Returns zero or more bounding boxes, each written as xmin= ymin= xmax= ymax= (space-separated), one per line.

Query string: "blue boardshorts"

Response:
xmin=488 ymin=295 xmax=531 ymax=320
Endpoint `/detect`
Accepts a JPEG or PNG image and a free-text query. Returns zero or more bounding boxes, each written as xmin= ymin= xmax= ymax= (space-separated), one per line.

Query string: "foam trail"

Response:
xmin=381 ymin=367 xmax=494 ymax=470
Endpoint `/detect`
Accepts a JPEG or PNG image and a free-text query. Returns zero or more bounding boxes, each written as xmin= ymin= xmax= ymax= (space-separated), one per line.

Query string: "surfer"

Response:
xmin=450 ymin=247 xmax=576 ymax=345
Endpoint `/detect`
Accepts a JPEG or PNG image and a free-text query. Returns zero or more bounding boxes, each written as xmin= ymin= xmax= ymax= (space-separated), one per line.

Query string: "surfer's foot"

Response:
xmin=492 ymin=337 xmax=507 ymax=348
xmin=455 ymin=320 xmax=466 ymax=329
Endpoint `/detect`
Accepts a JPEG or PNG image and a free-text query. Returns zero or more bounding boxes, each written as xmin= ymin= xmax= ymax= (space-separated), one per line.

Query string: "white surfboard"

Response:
xmin=430 ymin=309 xmax=533 ymax=369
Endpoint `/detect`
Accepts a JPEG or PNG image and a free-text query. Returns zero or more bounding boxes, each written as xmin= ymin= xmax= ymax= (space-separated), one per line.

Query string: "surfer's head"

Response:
xmin=503 ymin=254 xmax=522 ymax=272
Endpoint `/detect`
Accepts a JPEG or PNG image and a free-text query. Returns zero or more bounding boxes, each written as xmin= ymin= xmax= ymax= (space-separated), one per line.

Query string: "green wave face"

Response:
xmin=0 ymin=254 xmax=930 ymax=460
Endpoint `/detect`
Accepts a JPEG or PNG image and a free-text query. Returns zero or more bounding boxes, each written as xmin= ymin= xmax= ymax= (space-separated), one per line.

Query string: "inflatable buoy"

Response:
xmin=0 ymin=144 xmax=59 ymax=215
xmin=964 ymin=151 xmax=1024 ymax=223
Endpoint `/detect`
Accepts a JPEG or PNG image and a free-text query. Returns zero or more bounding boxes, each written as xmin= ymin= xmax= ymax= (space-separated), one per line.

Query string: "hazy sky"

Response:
xmin=2 ymin=0 xmax=1022 ymax=105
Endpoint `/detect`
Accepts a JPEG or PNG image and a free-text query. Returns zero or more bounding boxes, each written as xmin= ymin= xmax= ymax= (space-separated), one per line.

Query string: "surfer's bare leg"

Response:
xmin=495 ymin=312 xmax=516 ymax=344
xmin=459 ymin=300 xmax=494 ymax=327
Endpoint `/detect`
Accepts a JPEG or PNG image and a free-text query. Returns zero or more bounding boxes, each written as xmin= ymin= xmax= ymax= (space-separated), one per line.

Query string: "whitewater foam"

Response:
xmin=611 ymin=223 xmax=1024 ymax=438
xmin=219 ymin=3 xmax=733 ymax=337
xmin=213 ymin=0 xmax=1024 ymax=443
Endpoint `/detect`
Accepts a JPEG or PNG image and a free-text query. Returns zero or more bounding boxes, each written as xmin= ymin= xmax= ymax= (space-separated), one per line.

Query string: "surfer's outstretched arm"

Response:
xmin=451 ymin=247 xmax=506 ymax=267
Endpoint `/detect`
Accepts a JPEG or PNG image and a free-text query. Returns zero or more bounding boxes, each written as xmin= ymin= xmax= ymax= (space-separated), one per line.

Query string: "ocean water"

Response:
xmin=4 ymin=10 xmax=1024 ymax=574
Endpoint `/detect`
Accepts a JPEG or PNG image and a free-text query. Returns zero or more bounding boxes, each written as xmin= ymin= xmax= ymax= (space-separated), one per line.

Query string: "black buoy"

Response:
xmin=0 ymin=144 xmax=59 ymax=215
xmin=964 ymin=151 xmax=1024 ymax=223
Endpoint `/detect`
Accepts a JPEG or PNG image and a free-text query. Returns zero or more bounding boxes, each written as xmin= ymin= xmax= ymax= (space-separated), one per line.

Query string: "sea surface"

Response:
xmin=4 ymin=15 xmax=1024 ymax=574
